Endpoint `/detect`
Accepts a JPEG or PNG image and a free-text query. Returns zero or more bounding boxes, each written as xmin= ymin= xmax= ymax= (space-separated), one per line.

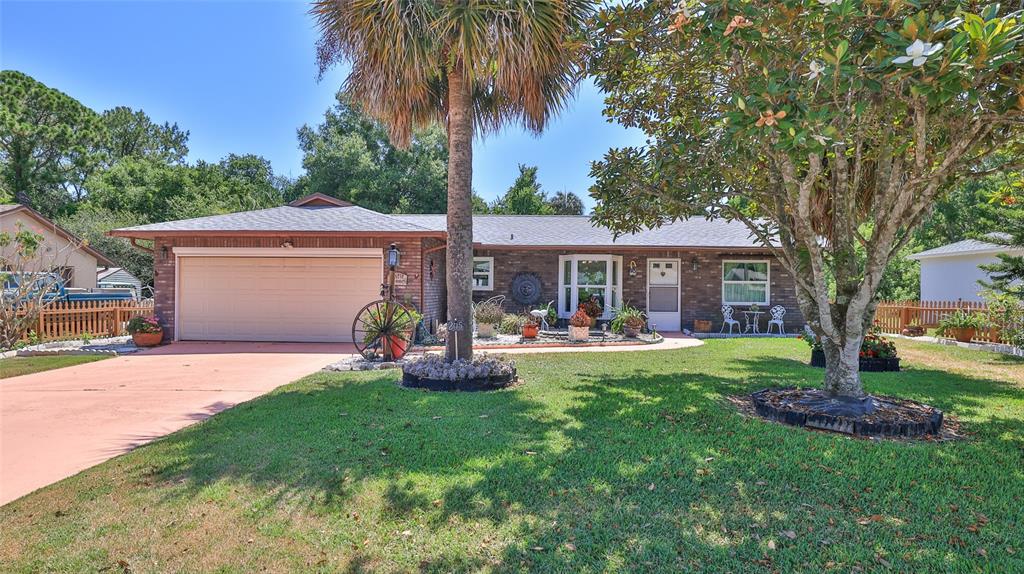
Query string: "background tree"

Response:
xmin=313 ymin=0 xmax=593 ymax=361
xmin=100 ymin=106 xmax=189 ymax=165
xmin=590 ymin=1 xmax=1024 ymax=397
xmin=58 ymin=205 xmax=154 ymax=287
xmin=548 ymin=190 xmax=586 ymax=215
xmin=290 ymin=94 xmax=448 ymax=213
xmin=491 ymin=164 xmax=553 ymax=214
xmin=0 ymin=70 xmax=105 ymax=216
xmin=981 ymin=180 xmax=1024 ymax=298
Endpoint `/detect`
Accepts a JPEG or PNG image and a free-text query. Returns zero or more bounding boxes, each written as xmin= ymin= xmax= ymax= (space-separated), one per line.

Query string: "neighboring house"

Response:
xmin=909 ymin=234 xmax=1023 ymax=302
xmin=97 ymin=267 xmax=144 ymax=296
xmin=110 ymin=193 xmax=803 ymax=343
xmin=1 ymin=204 xmax=114 ymax=289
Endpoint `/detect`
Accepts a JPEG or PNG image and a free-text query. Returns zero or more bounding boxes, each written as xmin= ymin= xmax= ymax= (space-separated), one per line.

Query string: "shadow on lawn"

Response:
xmin=149 ymin=348 xmax=1024 ymax=572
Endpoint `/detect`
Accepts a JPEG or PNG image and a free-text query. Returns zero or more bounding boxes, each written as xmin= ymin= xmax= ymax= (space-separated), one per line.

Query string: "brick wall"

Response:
xmin=421 ymin=238 xmax=446 ymax=331
xmin=151 ymin=235 xmax=428 ymax=338
xmin=471 ymin=248 xmax=804 ymax=332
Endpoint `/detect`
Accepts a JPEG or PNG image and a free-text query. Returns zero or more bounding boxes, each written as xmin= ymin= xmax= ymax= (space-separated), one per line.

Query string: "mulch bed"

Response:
xmin=735 ymin=387 xmax=959 ymax=440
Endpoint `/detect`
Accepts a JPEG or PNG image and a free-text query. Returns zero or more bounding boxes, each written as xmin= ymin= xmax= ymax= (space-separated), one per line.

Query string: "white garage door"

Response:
xmin=177 ymin=255 xmax=381 ymax=342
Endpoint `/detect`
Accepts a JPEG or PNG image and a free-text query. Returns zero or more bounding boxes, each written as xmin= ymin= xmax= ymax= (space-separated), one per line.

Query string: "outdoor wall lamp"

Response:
xmin=691 ymin=257 xmax=699 ymax=271
xmin=387 ymin=243 xmax=401 ymax=269
xmin=628 ymin=259 xmax=638 ymax=277
xmin=160 ymin=245 xmax=169 ymax=261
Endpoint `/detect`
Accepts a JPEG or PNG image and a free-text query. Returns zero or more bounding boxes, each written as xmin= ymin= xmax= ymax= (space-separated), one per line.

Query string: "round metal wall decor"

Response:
xmin=509 ymin=273 xmax=543 ymax=305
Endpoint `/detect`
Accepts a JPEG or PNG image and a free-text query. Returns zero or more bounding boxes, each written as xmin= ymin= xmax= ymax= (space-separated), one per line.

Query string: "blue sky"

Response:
xmin=1 ymin=0 xmax=643 ymax=209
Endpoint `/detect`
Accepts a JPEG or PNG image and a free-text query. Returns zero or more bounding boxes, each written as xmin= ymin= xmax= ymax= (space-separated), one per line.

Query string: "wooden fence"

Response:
xmin=873 ymin=299 xmax=1005 ymax=343
xmin=26 ymin=300 xmax=155 ymax=342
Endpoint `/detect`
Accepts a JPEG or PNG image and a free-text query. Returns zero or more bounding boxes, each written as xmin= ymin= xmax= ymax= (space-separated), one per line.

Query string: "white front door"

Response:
xmin=647 ymin=259 xmax=681 ymax=332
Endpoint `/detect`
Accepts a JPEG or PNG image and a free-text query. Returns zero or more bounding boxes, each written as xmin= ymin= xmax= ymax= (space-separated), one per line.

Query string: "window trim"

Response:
xmin=472 ymin=256 xmax=494 ymax=291
xmin=557 ymin=254 xmax=623 ymax=319
xmin=721 ymin=259 xmax=771 ymax=306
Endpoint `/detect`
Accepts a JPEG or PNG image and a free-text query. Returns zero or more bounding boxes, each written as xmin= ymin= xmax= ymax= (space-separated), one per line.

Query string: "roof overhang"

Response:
xmin=908 ymin=246 xmax=1024 ymax=260
xmin=1 ymin=204 xmax=115 ymax=266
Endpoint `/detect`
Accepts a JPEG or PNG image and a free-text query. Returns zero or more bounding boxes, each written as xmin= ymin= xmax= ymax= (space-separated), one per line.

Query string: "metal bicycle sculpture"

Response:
xmin=351 ymin=244 xmax=418 ymax=361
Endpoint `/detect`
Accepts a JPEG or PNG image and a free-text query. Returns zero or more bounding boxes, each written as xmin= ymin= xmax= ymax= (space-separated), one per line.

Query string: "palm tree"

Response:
xmin=312 ymin=0 xmax=592 ymax=361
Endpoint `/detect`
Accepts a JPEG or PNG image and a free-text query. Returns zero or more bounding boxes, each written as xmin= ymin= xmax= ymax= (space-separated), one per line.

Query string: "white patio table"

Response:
xmin=742 ymin=310 xmax=764 ymax=334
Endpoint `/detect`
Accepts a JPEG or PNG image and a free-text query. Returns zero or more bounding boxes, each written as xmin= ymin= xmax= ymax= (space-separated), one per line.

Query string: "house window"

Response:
xmin=722 ymin=260 xmax=770 ymax=305
xmin=557 ymin=255 xmax=623 ymax=319
xmin=472 ymin=257 xmax=494 ymax=291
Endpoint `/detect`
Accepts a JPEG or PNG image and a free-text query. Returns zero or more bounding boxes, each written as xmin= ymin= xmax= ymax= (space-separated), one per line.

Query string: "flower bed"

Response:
xmin=401 ymin=355 xmax=517 ymax=392
xmin=802 ymin=326 xmax=900 ymax=372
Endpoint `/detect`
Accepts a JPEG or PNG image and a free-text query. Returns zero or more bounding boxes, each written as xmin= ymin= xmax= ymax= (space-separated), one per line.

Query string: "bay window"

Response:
xmin=557 ymin=255 xmax=622 ymax=319
xmin=722 ymin=260 xmax=770 ymax=305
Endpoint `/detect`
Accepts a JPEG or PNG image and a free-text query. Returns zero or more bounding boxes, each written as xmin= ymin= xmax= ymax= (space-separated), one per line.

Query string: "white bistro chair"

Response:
xmin=767 ymin=305 xmax=786 ymax=334
xmin=720 ymin=305 xmax=741 ymax=334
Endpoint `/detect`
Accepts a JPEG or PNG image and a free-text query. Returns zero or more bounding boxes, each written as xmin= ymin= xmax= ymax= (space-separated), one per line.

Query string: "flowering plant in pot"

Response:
xmin=358 ymin=303 xmax=420 ymax=360
xmin=568 ymin=308 xmax=591 ymax=342
xmin=127 ymin=315 xmax=163 ymax=347
xmin=474 ymin=300 xmax=504 ymax=338
xmin=938 ymin=309 xmax=986 ymax=343
xmin=522 ymin=315 xmax=540 ymax=339
xmin=581 ymin=298 xmax=603 ymax=328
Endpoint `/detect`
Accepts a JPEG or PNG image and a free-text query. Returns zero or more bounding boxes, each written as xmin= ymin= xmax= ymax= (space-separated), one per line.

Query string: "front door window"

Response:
xmin=558 ymin=255 xmax=622 ymax=319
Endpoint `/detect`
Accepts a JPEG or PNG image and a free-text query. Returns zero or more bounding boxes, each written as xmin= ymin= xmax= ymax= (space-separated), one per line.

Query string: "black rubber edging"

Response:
xmin=401 ymin=369 xmax=517 ymax=392
xmin=750 ymin=387 xmax=943 ymax=438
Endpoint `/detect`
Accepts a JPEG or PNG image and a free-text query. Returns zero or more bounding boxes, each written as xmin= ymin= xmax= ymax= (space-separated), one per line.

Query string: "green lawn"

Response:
xmin=1 ymin=339 xmax=1022 ymax=573
xmin=0 ymin=354 xmax=110 ymax=379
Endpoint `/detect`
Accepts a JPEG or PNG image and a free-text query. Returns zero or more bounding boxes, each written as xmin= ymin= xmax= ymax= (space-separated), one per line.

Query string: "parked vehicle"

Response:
xmin=3 ymin=273 xmax=135 ymax=304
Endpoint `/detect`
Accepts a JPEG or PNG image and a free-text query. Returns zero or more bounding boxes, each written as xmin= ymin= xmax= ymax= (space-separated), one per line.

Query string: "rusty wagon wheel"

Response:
xmin=351 ymin=299 xmax=417 ymax=361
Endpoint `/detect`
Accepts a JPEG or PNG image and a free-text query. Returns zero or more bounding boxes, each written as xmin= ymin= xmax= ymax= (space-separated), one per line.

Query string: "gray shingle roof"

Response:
xmin=909 ymin=234 xmax=1016 ymax=260
xmin=112 ymin=205 xmax=438 ymax=234
xmin=111 ymin=203 xmax=767 ymax=248
xmin=393 ymin=214 xmax=763 ymax=248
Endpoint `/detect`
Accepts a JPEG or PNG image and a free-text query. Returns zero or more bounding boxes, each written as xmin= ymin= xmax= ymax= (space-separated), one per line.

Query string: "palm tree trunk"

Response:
xmin=444 ymin=65 xmax=474 ymax=362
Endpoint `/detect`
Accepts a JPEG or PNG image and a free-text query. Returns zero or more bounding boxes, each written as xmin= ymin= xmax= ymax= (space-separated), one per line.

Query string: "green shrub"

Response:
xmin=498 ymin=314 xmax=528 ymax=335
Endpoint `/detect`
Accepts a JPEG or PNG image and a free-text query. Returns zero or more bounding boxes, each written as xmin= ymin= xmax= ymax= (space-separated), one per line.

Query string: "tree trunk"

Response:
xmin=821 ymin=333 xmax=866 ymax=397
xmin=444 ymin=65 xmax=474 ymax=362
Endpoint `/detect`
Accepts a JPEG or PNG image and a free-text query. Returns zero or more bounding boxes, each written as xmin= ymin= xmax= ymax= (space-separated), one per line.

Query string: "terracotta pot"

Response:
xmin=522 ymin=323 xmax=539 ymax=339
xmin=477 ymin=323 xmax=497 ymax=338
xmin=949 ymin=328 xmax=976 ymax=343
xmin=384 ymin=334 xmax=410 ymax=360
xmin=568 ymin=325 xmax=590 ymax=342
xmin=131 ymin=330 xmax=163 ymax=347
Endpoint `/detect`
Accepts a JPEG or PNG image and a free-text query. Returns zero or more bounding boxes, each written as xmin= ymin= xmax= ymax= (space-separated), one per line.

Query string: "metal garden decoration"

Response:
xmin=352 ymin=243 xmax=419 ymax=361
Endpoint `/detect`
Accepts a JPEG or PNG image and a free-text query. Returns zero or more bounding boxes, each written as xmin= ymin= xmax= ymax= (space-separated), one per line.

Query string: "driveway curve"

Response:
xmin=0 ymin=342 xmax=352 ymax=505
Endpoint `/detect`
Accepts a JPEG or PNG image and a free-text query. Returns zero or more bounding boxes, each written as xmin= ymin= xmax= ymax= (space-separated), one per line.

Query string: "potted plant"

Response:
xmin=799 ymin=326 xmax=825 ymax=367
xmin=582 ymin=297 xmax=603 ymax=328
xmin=522 ymin=315 xmax=540 ymax=339
xmin=127 ymin=315 xmax=163 ymax=347
xmin=359 ymin=303 xmax=419 ymax=360
xmin=611 ymin=304 xmax=646 ymax=337
xmin=938 ymin=309 xmax=985 ymax=343
xmin=474 ymin=300 xmax=504 ymax=338
xmin=568 ymin=308 xmax=591 ymax=342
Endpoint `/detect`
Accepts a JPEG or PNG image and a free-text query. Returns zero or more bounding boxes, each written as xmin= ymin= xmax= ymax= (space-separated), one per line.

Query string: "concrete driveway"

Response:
xmin=0 ymin=342 xmax=353 ymax=505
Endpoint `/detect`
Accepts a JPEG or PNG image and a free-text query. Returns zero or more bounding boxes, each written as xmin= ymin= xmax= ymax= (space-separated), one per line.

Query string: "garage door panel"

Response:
xmin=178 ymin=256 xmax=381 ymax=342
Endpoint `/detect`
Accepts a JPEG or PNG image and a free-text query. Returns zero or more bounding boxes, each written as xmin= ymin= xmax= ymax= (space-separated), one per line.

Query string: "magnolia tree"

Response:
xmin=0 ymin=225 xmax=77 ymax=349
xmin=589 ymin=1 xmax=1024 ymax=397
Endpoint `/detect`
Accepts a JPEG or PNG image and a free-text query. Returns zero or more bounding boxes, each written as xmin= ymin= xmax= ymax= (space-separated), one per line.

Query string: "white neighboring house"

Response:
xmin=909 ymin=233 xmax=1023 ymax=302
xmin=96 ymin=267 xmax=143 ymax=297
xmin=0 ymin=203 xmax=113 ymax=288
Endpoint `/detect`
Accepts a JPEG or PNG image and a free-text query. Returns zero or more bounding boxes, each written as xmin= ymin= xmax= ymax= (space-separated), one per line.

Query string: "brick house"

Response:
xmin=111 ymin=193 xmax=802 ymax=342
